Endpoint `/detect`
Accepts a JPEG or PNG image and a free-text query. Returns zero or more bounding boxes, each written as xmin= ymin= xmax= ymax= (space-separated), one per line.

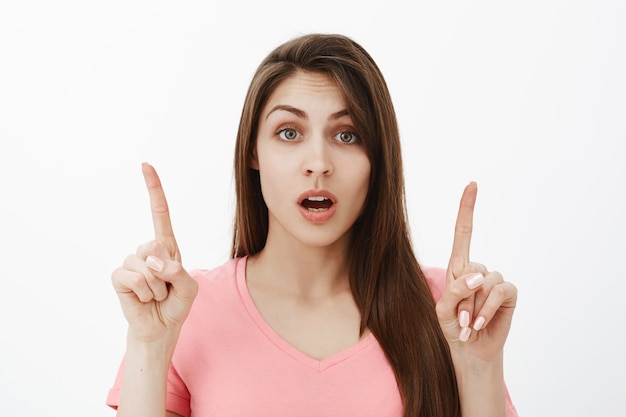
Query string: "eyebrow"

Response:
xmin=265 ymin=105 xmax=349 ymax=121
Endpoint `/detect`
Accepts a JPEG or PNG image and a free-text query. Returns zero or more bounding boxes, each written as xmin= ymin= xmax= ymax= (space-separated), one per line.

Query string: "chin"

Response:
xmin=293 ymin=230 xmax=352 ymax=252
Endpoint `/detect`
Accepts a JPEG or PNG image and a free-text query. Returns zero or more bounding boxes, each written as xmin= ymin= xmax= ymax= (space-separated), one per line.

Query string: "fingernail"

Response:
xmin=146 ymin=256 xmax=164 ymax=272
xmin=459 ymin=326 xmax=471 ymax=342
xmin=459 ymin=310 xmax=470 ymax=328
xmin=473 ymin=316 xmax=485 ymax=331
xmin=465 ymin=273 xmax=484 ymax=290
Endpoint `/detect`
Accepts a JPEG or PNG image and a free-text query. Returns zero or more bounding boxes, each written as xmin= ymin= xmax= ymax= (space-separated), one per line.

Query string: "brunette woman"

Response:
xmin=108 ymin=33 xmax=518 ymax=417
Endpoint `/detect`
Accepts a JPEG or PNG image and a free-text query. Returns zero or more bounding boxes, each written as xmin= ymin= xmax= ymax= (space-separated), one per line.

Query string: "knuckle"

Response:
xmin=144 ymin=272 xmax=158 ymax=284
xmin=455 ymin=223 xmax=472 ymax=235
xmin=149 ymin=239 xmax=164 ymax=253
xmin=122 ymin=254 xmax=136 ymax=269
xmin=152 ymin=202 xmax=170 ymax=215
xmin=488 ymin=270 xmax=504 ymax=282
xmin=136 ymin=240 xmax=161 ymax=256
xmin=111 ymin=267 xmax=124 ymax=283
xmin=447 ymin=283 xmax=466 ymax=298
xmin=435 ymin=301 xmax=448 ymax=320
xmin=135 ymin=241 xmax=148 ymax=255
xmin=491 ymin=283 xmax=508 ymax=299
xmin=137 ymin=292 xmax=152 ymax=303
xmin=130 ymin=274 xmax=147 ymax=289
xmin=170 ymin=262 xmax=185 ymax=276
xmin=500 ymin=281 xmax=518 ymax=298
xmin=468 ymin=262 xmax=488 ymax=274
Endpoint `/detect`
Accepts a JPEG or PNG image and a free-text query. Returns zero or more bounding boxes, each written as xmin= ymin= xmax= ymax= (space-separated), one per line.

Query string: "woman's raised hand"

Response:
xmin=436 ymin=182 xmax=517 ymax=362
xmin=111 ymin=163 xmax=198 ymax=343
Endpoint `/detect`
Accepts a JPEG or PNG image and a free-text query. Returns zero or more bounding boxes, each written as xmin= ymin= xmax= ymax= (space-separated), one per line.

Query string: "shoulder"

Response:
xmin=181 ymin=257 xmax=246 ymax=319
xmin=190 ymin=256 xmax=240 ymax=282
xmin=175 ymin=257 xmax=248 ymax=350
xmin=188 ymin=256 xmax=244 ymax=293
xmin=420 ymin=265 xmax=447 ymax=302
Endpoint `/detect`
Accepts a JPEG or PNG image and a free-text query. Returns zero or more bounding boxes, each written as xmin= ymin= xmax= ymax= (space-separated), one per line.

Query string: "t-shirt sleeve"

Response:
xmin=105 ymin=356 xmax=192 ymax=417
xmin=421 ymin=265 xmax=519 ymax=417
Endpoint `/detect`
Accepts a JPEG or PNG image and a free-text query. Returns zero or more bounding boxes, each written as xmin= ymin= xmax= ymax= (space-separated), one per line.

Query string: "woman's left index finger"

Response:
xmin=448 ymin=182 xmax=478 ymax=277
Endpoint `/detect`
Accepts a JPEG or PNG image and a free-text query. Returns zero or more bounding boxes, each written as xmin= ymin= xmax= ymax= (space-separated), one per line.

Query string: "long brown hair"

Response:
xmin=231 ymin=33 xmax=460 ymax=417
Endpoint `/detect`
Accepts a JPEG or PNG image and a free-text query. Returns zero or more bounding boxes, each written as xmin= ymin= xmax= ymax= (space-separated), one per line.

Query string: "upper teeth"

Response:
xmin=307 ymin=196 xmax=328 ymax=201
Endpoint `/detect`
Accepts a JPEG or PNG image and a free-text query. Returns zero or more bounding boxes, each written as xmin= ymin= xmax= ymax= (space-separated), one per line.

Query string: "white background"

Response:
xmin=1 ymin=1 xmax=624 ymax=416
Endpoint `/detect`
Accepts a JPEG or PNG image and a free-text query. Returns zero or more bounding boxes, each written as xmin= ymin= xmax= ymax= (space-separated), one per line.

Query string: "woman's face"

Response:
xmin=253 ymin=71 xmax=371 ymax=252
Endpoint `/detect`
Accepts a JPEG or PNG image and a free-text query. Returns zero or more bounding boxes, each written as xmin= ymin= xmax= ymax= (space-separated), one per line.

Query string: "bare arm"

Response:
xmin=116 ymin=337 xmax=175 ymax=416
xmin=112 ymin=164 xmax=198 ymax=417
xmin=436 ymin=183 xmax=517 ymax=417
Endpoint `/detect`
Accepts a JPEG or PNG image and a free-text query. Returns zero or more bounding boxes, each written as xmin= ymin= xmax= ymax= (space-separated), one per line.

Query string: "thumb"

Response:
xmin=146 ymin=255 xmax=198 ymax=303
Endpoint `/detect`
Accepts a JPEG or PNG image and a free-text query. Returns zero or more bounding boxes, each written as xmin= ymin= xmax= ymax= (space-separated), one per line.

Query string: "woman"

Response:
xmin=108 ymin=33 xmax=518 ymax=417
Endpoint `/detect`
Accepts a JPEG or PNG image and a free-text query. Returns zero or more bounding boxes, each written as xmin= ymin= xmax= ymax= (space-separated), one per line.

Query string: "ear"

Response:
xmin=250 ymin=148 xmax=259 ymax=170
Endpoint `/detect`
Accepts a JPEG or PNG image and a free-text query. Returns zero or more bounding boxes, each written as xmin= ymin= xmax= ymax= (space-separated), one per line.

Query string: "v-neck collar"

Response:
xmin=235 ymin=256 xmax=375 ymax=372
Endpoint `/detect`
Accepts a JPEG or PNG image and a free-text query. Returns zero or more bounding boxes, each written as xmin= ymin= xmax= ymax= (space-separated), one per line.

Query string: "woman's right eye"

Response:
xmin=277 ymin=128 xmax=301 ymax=141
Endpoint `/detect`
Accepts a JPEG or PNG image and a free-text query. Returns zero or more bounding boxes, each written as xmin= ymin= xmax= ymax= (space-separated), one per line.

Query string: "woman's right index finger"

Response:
xmin=141 ymin=162 xmax=176 ymax=240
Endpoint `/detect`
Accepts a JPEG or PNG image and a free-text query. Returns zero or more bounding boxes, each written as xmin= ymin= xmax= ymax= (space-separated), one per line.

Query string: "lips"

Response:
xmin=297 ymin=190 xmax=337 ymax=222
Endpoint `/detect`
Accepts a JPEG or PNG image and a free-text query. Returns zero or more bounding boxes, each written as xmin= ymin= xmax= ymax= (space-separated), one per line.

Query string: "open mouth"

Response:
xmin=300 ymin=196 xmax=333 ymax=212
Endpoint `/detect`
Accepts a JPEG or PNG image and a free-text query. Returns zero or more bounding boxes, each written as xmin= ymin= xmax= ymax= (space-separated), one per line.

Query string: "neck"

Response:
xmin=248 ymin=229 xmax=352 ymax=299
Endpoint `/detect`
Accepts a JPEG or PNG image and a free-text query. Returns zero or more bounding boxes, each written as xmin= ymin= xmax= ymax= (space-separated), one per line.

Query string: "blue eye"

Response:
xmin=277 ymin=128 xmax=301 ymax=141
xmin=335 ymin=131 xmax=359 ymax=144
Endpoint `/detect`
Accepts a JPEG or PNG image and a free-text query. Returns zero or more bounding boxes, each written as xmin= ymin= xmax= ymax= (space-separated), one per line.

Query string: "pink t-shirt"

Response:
xmin=107 ymin=256 xmax=518 ymax=417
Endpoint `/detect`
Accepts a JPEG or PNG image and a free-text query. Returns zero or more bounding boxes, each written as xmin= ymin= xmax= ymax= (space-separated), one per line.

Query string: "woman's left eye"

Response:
xmin=334 ymin=131 xmax=359 ymax=144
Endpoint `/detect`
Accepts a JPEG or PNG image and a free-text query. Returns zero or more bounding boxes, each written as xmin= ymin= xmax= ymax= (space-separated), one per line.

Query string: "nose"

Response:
xmin=303 ymin=135 xmax=333 ymax=177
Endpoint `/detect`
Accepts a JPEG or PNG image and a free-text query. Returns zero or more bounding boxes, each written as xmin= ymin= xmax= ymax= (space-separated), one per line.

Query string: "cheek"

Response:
xmin=338 ymin=157 xmax=371 ymax=217
xmin=256 ymin=148 xmax=294 ymax=202
xmin=350 ymin=156 xmax=372 ymax=195
xmin=257 ymin=148 xmax=293 ymax=178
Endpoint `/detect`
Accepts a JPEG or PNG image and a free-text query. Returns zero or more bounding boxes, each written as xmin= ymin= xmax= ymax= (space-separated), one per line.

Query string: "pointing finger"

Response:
xmin=142 ymin=163 xmax=176 ymax=241
xmin=448 ymin=182 xmax=478 ymax=278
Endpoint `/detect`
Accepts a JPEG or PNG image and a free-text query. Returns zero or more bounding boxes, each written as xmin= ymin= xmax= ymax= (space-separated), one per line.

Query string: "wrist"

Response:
xmin=450 ymin=349 xmax=504 ymax=378
xmin=451 ymin=351 xmax=506 ymax=417
xmin=117 ymin=334 xmax=177 ymax=417
xmin=125 ymin=328 xmax=180 ymax=363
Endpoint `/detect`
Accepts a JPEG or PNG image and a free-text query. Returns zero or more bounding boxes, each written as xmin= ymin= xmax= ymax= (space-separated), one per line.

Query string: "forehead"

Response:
xmin=263 ymin=71 xmax=346 ymax=112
